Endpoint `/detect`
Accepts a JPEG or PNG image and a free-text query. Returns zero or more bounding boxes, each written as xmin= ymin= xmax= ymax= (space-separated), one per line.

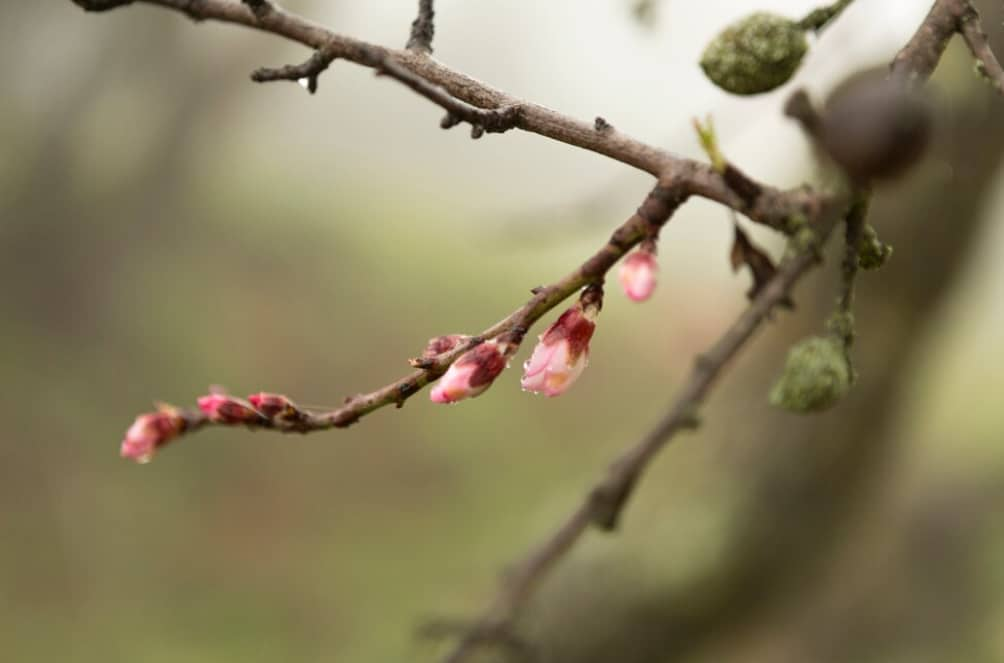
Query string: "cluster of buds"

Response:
xmin=120 ymin=408 xmax=186 ymax=464
xmin=123 ymin=245 xmax=666 ymax=462
xmin=427 ymin=285 xmax=606 ymax=403
xmin=618 ymin=240 xmax=658 ymax=302
xmin=120 ymin=391 xmax=305 ymax=464
xmin=198 ymin=391 xmax=302 ymax=423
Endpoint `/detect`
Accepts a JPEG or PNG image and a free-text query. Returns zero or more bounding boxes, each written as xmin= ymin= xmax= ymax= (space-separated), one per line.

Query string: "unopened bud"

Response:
xmin=247 ymin=392 xmax=299 ymax=420
xmin=422 ymin=334 xmax=470 ymax=358
xmin=197 ymin=394 xmax=261 ymax=424
xmin=619 ymin=249 xmax=658 ymax=302
xmin=430 ymin=340 xmax=508 ymax=403
xmin=521 ymin=301 xmax=598 ymax=397
xmin=120 ymin=410 xmax=185 ymax=464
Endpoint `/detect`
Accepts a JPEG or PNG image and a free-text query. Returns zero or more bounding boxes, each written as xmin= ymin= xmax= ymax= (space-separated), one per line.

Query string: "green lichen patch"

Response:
xmin=769 ymin=335 xmax=852 ymax=413
xmin=857 ymin=224 xmax=893 ymax=270
xmin=700 ymin=12 xmax=808 ymax=95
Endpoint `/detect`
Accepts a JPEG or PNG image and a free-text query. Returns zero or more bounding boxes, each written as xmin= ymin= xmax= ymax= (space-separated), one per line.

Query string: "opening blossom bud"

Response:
xmin=120 ymin=410 xmax=185 ymax=464
xmin=619 ymin=248 xmax=658 ymax=302
xmin=197 ymin=394 xmax=261 ymax=424
xmin=247 ymin=392 xmax=298 ymax=420
xmin=430 ymin=340 xmax=509 ymax=404
xmin=521 ymin=298 xmax=599 ymax=397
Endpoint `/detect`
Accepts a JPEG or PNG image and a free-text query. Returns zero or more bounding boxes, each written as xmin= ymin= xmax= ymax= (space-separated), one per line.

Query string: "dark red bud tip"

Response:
xmin=198 ymin=394 xmax=262 ymax=424
xmin=248 ymin=392 xmax=299 ymax=419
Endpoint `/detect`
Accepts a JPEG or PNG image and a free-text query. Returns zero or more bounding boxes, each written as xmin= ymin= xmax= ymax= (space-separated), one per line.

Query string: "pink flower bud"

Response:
xmin=120 ymin=411 xmax=185 ymax=464
xmin=618 ymin=250 xmax=658 ymax=302
xmin=247 ymin=392 xmax=298 ymax=419
xmin=430 ymin=340 xmax=508 ymax=403
xmin=197 ymin=394 xmax=261 ymax=423
xmin=422 ymin=334 xmax=469 ymax=358
xmin=521 ymin=304 xmax=597 ymax=397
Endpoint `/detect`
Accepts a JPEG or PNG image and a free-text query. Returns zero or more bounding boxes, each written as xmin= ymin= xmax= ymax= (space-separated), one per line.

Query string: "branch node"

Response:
xmin=594 ymin=116 xmax=613 ymax=132
xmin=589 ymin=479 xmax=636 ymax=531
xmin=241 ymin=0 xmax=273 ymax=19
xmin=251 ymin=46 xmax=336 ymax=93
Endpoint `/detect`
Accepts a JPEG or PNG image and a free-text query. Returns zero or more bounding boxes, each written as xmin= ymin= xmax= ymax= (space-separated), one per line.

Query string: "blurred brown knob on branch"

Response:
xmin=785 ymin=70 xmax=934 ymax=183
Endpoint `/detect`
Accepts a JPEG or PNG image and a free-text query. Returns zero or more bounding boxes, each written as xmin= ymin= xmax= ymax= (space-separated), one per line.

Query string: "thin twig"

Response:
xmin=70 ymin=0 xmax=799 ymax=217
xmin=406 ymin=0 xmax=435 ymax=53
xmin=250 ymin=43 xmax=336 ymax=94
xmin=367 ymin=50 xmax=523 ymax=136
xmin=163 ymin=182 xmax=694 ymax=440
xmin=891 ymin=0 xmax=979 ymax=83
xmin=838 ymin=193 xmax=869 ymax=314
xmin=798 ymin=0 xmax=856 ymax=33
xmin=958 ymin=4 xmax=1004 ymax=94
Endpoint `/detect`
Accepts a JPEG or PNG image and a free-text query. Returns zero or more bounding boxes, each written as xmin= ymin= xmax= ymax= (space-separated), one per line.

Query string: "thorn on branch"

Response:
xmin=406 ymin=0 xmax=436 ymax=54
xmin=251 ymin=47 xmax=336 ymax=94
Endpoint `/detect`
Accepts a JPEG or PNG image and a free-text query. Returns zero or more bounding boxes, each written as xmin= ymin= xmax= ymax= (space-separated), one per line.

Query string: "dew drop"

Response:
xmin=297 ymin=77 xmax=310 ymax=90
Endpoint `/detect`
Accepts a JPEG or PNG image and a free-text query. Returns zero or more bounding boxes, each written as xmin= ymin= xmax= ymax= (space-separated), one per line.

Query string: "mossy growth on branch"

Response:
xmin=700 ymin=12 xmax=808 ymax=95
xmin=857 ymin=224 xmax=893 ymax=270
xmin=769 ymin=334 xmax=852 ymax=413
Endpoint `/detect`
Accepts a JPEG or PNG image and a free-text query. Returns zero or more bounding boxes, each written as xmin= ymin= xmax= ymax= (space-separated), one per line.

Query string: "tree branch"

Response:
xmin=430 ymin=1 xmax=999 ymax=661
xmin=68 ymin=0 xmax=1002 ymax=659
xmin=147 ymin=182 xmax=694 ymax=454
xmin=406 ymin=0 xmax=435 ymax=54
xmin=891 ymin=0 xmax=1004 ymax=94
xmin=958 ymin=4 xmax=1004 ymax=93
xmin=431 ymin=191 xmax=849 ymax=663
xmin=69 ymin=0 xmax=796 ymax=219
xmin=250 ymin=43 xmax=336 ymax=93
